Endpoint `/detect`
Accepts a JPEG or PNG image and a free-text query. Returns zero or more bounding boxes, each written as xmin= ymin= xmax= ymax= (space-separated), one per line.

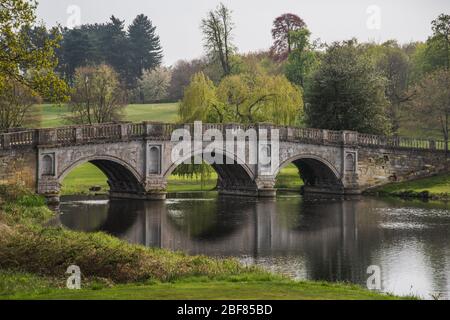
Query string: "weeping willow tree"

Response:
xmin=179 ymin=72 xmax=303 ymax=125
xmin=172 ymin=161 xmax=216 ymax=190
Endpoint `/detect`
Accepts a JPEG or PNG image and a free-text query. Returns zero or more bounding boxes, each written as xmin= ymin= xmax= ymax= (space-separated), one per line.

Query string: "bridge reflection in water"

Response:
xmin=59 ymin=194 xmax=450 ymax=299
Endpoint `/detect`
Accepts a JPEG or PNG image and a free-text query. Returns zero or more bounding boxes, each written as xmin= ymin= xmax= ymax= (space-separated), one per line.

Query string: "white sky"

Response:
xmin=36 ymin=0 xmax=450 ymax=66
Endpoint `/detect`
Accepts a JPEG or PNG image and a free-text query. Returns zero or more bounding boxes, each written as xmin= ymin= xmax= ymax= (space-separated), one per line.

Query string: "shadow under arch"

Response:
xmin=277 ymin=154 xmax=344 ymax=194
xmin=164 ymin=148 xmax=258 ymax=196
xmin=59 ymin=156 xmax=145 ymax=196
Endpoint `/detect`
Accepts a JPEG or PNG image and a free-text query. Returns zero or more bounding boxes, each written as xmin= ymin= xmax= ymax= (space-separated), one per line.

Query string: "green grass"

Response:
xmin=275 ymin=164 xmax=303 ymax=189
xmin=373 ymin=173 xmax=450 ymax=198
xmin=61 ymin=163 xmax=109 ymax=195
xmin=1 ymin=272 xmax=402 ymax=300
xmin=31 ymin=103 xmax=179 ymax=128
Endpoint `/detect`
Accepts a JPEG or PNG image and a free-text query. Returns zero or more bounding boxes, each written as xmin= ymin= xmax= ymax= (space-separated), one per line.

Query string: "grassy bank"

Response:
xmin=369 ymin=173 xmax=450 ymax=200
xmin=0 ymin=185 xmax=401 ymax=300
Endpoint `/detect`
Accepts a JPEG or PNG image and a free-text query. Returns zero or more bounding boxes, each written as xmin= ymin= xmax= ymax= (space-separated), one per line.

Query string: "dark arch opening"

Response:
xmin=277 ymin=157 xmax=343 ymax=194
xmin=90 ymin=160 xmax=144 ymax=195
xmin=61 ymin=159 xmax=144 ymax=196
xmin=167 ymin=153 xmax=257 ymax=196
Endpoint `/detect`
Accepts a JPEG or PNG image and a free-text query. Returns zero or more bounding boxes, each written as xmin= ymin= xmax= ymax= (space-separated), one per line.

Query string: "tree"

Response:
xmin=57 ymin=27 xmax=96 ymax=82
xmin=178 ymin=72 xmax=303 ymax=126
xmin=284 ymin=28 xmax=319 ymax=87
xmin=67 ymin=65 xmax=126 ymax=124
xmin=270 ymin=13 xmax=307 ymax=61
xmin=231 ymin=51 xmax=285 ymax=77
xmin=0 ymin=79 xmax=41 ymax=130
xmin=216 ymin=74 xmax=303 ymax=125
xmin=305 ymin=40 xmax=389 ymax=135
xmin=168 ymin=58 xmax=222 ymax=101
xmin=101 ymin=16 xmax=130 ymax=84
xmin=431 ymin=14 xmax=450 ymax=70
xmin=374 ymin=41 xmax=414 ymax=134
xmin=407 ymin=69 xmax=450 ymax=154
xmin=0 ymin=0 xmax=68 ymax=102
xmin=56 ymin=14 xmax=164 ymax=89
xmin=137 ymin=67 xmax=171 ymax=103
xmin=128 ymin=14 xmax=163 ymax=86
xmin=201 ymin=3 xmax=236 ymax=77
xmin=410 ymin=15 xmax=450 ymax=81
xmin=178 ymin=72 xmax=217 ymax=123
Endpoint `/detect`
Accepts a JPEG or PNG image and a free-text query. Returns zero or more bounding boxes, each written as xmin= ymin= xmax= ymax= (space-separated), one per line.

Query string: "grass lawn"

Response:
xmin=275 ymin=164 xmax=303 ymax=189
xmin=374 ymin=173 xmax=450 ymax=197
xmin=61 ymin=163 xmax=110 ymax=195
xmin=30 ymin=103 xmax=179 ymax=128
xmin=2 ymin=276 xmax=401 ymax=300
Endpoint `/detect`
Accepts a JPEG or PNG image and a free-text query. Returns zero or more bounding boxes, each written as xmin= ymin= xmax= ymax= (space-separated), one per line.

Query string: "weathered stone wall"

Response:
xmin=0 ymin=147 xmax=37 ymax=190
xmin=357 ymin=147 xmax=449 ymax=189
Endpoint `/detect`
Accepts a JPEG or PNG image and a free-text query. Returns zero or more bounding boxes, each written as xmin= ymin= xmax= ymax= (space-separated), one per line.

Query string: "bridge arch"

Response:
xmin=58 ymin=155 xmax=145 ymax=196
xmin=164 ymin=147 xmax=258 ymax=196
xmin=277 ymin=154 xmax=344 ymax=193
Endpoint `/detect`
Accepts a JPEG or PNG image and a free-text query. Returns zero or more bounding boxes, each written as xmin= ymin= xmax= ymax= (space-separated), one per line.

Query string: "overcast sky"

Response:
xmin=36 ymin=0 xmax=450 ymax=66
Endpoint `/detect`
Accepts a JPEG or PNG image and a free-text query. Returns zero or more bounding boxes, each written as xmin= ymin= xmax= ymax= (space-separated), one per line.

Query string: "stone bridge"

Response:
xmin=0 ymin=122 xmax=448 ymax=203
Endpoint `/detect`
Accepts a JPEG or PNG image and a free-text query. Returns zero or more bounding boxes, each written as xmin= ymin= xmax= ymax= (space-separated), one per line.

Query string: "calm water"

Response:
xmin=58 ymin=193 xmax=450 ymax=299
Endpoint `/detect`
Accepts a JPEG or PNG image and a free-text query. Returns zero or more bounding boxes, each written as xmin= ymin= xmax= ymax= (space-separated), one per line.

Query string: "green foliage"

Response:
xmin=178 ymin=72 xmax=218 ymax=123
xmin=67 ymin=64 xmax=126 ymax=124
xmin=430 ymin=14 xmax=450 ymax=70
xmin=0 ymin=185 xmax=51 ymax=226
xmin=172 ymin=163 xmax=214 ymax=188
xmin=57 ymin=14 xmax=162 ymax=88
xmin=179 ymin=72 xmax=303 ymax=126
xmin=305 ymin=40 xmax=390 ymax=135
xmin=0 ymin=0 xmax=69 ymax=102
xmin=217 ymin=73 xmax=303 ymax=125
xmin=284 ymin=29 xmax=319 ymax=88
xmin=409 ymin=14 xmax=450 ymax=81
xmin=127 ymin=14 xmax=163 ymax=87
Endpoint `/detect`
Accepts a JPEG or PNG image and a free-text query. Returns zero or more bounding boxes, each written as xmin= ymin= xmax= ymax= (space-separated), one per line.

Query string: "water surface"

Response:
xmin=58 ymin=193 xmax=450 ymax=299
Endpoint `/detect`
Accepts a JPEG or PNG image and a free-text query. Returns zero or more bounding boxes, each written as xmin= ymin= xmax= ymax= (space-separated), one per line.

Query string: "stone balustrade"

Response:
xmin=0 ymin=121 xmax=446 ymax=152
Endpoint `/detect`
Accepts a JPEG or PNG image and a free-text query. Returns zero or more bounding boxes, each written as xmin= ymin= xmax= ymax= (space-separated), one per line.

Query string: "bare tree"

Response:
xmin=201 ymin=3 xmax=236 ymax=76
xmin=0 ymin=79 xmax=41 ymax=130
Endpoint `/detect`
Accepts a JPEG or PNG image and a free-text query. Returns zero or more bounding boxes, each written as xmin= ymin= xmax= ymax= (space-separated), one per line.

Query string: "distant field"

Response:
xmin=31 ymin=103 xmax=179 ymax=128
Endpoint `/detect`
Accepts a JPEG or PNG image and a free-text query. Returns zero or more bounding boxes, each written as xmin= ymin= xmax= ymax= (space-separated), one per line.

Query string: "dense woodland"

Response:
xmin=1 ymin=1 xmax=450 ymax=144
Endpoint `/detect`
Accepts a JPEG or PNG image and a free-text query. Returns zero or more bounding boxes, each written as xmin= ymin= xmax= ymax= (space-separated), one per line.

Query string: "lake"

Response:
xmin=57 ymin=192 xmax=450 ymax=299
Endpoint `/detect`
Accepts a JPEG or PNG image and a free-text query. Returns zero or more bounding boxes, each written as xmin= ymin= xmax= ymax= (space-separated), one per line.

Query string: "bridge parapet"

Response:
xmin=0 ymin=122 xmax=446 ymax=153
